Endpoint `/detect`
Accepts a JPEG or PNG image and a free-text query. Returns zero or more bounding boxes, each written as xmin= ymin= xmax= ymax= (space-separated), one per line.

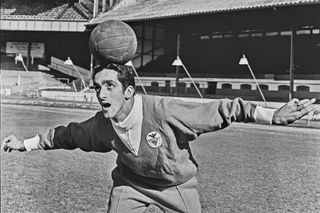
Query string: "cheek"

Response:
xmin=111 ymin=89 xmax=125 ymax=100
xmin=113 ymin=97 xmax=125 ymax=108
xmin=109 ymin=93 xmax=124 ymax=106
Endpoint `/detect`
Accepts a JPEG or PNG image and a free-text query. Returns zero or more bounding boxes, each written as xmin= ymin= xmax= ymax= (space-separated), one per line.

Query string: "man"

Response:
xmin=2 ymin=63 xmax=316 ymax=213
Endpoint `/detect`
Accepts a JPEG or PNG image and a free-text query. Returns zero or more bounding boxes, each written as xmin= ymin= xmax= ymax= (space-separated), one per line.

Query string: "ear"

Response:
xmin=124 ymin=85 xmax=135 ymax=99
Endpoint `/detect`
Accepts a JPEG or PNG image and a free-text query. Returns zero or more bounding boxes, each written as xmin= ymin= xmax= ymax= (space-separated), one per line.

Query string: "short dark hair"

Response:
xmin=93 ymin=63 xmax=135 ymax=91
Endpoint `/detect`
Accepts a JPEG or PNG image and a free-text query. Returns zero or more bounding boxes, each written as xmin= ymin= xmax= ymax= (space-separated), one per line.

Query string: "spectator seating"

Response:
xmin=1 ymin=70 xmax=67 ymax=95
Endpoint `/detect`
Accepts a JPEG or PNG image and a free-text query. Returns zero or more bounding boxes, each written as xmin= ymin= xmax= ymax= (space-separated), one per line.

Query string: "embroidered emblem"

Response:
xmin=146 ymin=131 xmax=162 ymax=148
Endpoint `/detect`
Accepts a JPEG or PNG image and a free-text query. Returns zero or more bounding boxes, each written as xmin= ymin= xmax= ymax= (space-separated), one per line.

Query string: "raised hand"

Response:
xmin=1 ymin=135 xmax=26 ymax=152
xmin=272 ymin=98 xmax=317 ymax=125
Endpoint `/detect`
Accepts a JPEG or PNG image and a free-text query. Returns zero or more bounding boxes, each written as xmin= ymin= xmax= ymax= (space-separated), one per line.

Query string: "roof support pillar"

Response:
xmin=175 ymin=33 xmax=181 ymax=97
xmin=289 ymin=27 xmax=295 ymax=100
xmin=90 ymin=0 xmax=99 ymax=87
xmin=102 ymin=0 xmax=107 ymax=13
xmin=109 ymin=0 xmax=114 ymax=7
xmin=27 ymin=42 xmax=31 ymax=69
xmin=93 ymin=0 xmax=99 ymax=18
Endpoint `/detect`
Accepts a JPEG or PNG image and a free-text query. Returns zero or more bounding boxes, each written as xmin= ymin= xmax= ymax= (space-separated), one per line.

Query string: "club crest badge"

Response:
xmin=146 ymin=131 xmax=162 ymax=148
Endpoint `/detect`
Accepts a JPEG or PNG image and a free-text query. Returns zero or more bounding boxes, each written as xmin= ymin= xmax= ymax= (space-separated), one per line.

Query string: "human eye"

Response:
xmin=94 ymin=85 xmax=101 ymax=92
xmin=106 ymin=82 xmax=115 ymax=90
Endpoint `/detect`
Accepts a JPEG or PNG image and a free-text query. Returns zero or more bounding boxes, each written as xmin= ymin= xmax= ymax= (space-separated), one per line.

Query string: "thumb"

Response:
xmin=1 ymin=140 xmax=9 ymax=152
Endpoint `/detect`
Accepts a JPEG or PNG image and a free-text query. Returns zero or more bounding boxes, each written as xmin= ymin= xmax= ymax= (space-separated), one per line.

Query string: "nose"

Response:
xmin=98 ymin=87 xmax=108 ymax=100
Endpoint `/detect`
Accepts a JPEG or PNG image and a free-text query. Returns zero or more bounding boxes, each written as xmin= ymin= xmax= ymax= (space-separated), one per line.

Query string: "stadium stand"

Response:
xmin=1 ymin=0 xmax=319 ymax=103
xmin=0 ymin=0 xmax=97 ymax=95
xmin=1 ymin=70 xmax=69 ymax=95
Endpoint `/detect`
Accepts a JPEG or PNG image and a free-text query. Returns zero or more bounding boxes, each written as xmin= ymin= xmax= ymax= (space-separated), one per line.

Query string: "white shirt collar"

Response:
xmin=111 ymin=95 xmax=143 ymax=156
xmin=112 ymin=94 xmax=141 ymax=129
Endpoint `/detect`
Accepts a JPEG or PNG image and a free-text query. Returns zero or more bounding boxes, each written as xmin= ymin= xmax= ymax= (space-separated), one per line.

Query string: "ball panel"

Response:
xmin=96 ymin=36 xmax=136 ymax=50
xmin=94 ymin=31 xmax=129 ymax=42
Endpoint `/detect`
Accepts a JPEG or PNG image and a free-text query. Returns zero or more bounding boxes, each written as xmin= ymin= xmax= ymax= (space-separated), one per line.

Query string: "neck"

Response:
xmin=112 ymin=96 xmax=135 ymax=123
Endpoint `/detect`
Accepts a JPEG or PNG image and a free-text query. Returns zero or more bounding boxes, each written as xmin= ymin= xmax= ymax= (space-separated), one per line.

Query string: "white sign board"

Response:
xmin=6 ymin=42 xmax=45 ymax=58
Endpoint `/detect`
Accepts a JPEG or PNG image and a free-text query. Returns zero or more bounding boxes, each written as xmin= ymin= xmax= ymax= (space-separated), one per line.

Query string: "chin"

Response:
xmin=102 ymin=110 xmax=115 ymax=119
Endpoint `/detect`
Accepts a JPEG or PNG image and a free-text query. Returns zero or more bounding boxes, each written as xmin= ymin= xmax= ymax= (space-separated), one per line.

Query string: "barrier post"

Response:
xmin=90 ymin=95 xmax=93 ymax=109
xmin=72 ymin=95 xmax=75 ymax=108
xmin=18 ymin=88 xmax=22 ymax=103
xmin=307 ymin=111 xmax=314 ymax=126
xmin=54 ymin=96 xmax=57 ymax=106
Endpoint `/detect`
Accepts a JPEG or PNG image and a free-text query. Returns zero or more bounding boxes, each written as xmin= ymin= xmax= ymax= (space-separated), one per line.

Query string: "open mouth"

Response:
xmin=102 ymin=102 xmax=111 ymax=108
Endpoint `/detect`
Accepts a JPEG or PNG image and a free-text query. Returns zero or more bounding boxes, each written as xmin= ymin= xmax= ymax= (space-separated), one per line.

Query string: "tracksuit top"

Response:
xmin=37 ymin=95 xmax=258 ymax=187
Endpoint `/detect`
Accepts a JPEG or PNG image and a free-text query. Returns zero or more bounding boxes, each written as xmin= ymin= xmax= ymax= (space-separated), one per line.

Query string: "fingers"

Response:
xmin=298 ymin=99 xmax=310 ymax=106
xmin=278 ymin=98 xmax=317 ymax=124
xmin=1 ymin=141 xmax=7 ymax=151
xmin=296 ymin=98 xmax=316 ymax=110
xmin=297 ymin=104 xmax=317 ymax=119
xmin=1 ymin=136 xmax=10 ymax=152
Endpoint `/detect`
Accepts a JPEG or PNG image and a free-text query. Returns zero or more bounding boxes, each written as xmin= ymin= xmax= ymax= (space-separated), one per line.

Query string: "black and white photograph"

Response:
xmin=1 ymin=0 xmax=320 ymax=212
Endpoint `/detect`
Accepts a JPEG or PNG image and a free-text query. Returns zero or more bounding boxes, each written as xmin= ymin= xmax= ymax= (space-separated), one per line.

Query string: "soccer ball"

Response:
xmin=89 ymin=20 xmax=137 ymax=64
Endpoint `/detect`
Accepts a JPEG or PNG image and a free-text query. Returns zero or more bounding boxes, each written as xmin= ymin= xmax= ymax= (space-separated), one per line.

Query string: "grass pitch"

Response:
xmin=1 ymin=104 xmax=320 ymax=213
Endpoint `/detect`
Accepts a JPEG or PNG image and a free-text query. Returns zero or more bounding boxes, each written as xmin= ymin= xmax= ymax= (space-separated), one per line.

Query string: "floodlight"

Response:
xmin=64 ymin=57 xmax=87 ymax=90
xmin=172 ymin=56 xmax=183 ymax=66
xmin=172 ymin=56 xmax=203 ymax=98
xmin=239 ymin=54 xmax=249 ymax=65
xmin=125 ymin=60 xmax=133 ymax=66
xmin=124 ymin=60 xmax=147 ymax=95
xmin=15 ymin=53 xmax=23 ymax=62
xmin=64 ymin=57 xmax=73 ymax=65
xmin=15 ymin=53 xmax=28 ymax=72
xmin=238 ymin=54 xmax=266 ymax=102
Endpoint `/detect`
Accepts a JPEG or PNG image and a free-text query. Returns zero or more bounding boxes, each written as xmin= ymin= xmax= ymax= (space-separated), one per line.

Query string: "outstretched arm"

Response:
xmin=165 ymin=97 xmax=317 ymax=136
xmin=165 ymin=97 xmax=261 ymax=135
xmin=2 ymin=112 xmax=113 ymax=153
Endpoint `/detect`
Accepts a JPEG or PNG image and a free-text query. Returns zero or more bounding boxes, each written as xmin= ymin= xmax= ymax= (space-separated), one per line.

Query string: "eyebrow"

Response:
xmin=103 ymin=80 xmax=115 ymax=84
xmin=94 ymin=80 xmax=118 ymax=86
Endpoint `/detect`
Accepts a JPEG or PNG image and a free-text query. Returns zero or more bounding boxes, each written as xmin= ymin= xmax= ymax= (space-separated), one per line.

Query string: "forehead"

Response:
xmin=94 ymin=69 xmax=119 ymax=83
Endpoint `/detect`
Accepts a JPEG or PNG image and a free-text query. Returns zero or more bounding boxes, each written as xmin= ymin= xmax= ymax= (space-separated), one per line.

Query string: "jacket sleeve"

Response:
xmin=37 ymin=112 xmax=113 ymax=152
xmin=164 ymin=97 xmax=257 ymax=135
